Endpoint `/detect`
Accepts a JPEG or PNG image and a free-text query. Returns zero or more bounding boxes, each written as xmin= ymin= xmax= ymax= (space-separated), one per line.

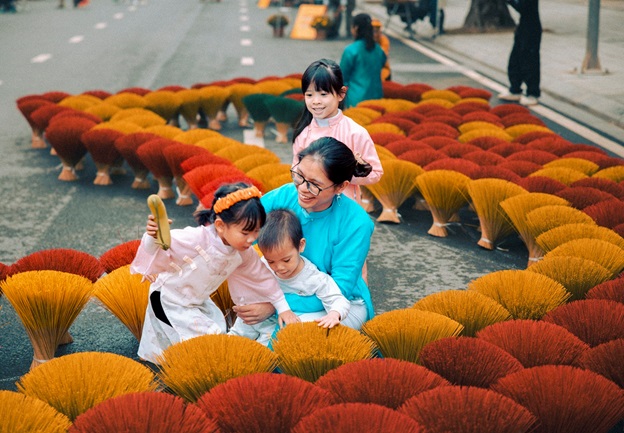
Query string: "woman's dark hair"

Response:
xmin=194 ymin=182 xmax=266 ymax=231
xmin=353 ymin=13 xmax=375 ymax=51
xmin=257 ymin=209 xmax=303 ymax=253
xmin=292 ymin=59 xmax=344 ymax=142
xmin=296 ymin=137 xmax=372 ymax=185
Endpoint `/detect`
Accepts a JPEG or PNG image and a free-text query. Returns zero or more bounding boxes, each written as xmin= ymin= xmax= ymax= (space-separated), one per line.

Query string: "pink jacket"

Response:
xmin=292 ymin=110 xmax=383 ymax=202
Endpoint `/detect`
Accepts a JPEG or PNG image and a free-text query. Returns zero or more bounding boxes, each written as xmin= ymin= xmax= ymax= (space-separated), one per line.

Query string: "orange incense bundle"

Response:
xmin=368 ymin=131 xmax=405 ymax=146
xmin=487 ymin=142 xmax=525 ymax=157
xmin=114 ymin=132 xmax=159 ymax=189
xmin=11 ymin=247 xmax=105 ymax=282
xmin=439 ymin=142 xmax=481 ymax=158
xmin=180 ymin=153 xmax=233 ymax=173
xmin=16 ymin=95 xmax=54 ymax=148
xmin=490 ymin=103 xmax=530 ymax=117
xmin=408 ymin=122 xmax=459 ymax=140
xmin=199 ymin=175 xmax=264 ymax=209
xmin=136 ymin=138 xmax=177 ymax=199
xmin=315 ymin=358 xmax=449 ymax=409
xmin=183 ymin=164 xmax=247 ymax=200
xmin=29 ymin=104 xmax=73 ymax=135
xmin=576 ymin=339 xmax=624 ymax=388
xmin=81 ymin=128 xmax=126 ymax=185
xmin=497 ymin=160 xmax=542 ymax=177
xmin=512 ymin=129 xmax=558 ymax=144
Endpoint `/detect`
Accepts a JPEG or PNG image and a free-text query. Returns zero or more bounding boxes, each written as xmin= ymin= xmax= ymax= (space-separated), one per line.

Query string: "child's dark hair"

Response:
xmin=353 ymin=13 xmax=376 ymax=51
xmin=257 ymin=209 xmax=303 ymax=253
xmin=194 ymin=182 xmax=266 ymax=231
xmin=296 ymin=137 xmax=373 ymax=185
xmin=292 ymin=59 xmax=344 ymax=142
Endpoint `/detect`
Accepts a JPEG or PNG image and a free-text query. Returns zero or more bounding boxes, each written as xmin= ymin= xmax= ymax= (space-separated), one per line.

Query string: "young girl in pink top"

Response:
xmin=292 ymin=58 xmax=383 ymax=205
xmin=131 ymin=182 xmax=298 ymax=364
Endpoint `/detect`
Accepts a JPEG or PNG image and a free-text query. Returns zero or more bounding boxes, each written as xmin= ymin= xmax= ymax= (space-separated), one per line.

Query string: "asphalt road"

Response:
xmin=0 ymin=0 xmax=621 ymax=390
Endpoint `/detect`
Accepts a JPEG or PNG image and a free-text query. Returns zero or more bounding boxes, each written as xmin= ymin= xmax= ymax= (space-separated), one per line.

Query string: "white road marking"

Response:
xmin=387 ymin=27 xmax=624 ymax=156
xmin=128 ymin=5 xmax=137 ymax=11
xmin=240 ymin=25 xmax=250 ymax=32
xmin=113 ymin=12 xmax=124 ymax=19
xmin=240 ymin=15 xmax=249 ymax=21
xmin=95 ymin=22 xmax=108 ymax=29
xmin=240 ymin=7 xmax=248 ymax=13
xmin=240 ymin=39 xmax=252 ymax=46
xmin=69 ymin=35 xmax=84 ymax=44
xmin=0 ymin=80 xmax=3 ymax=86
xmin=31 ymin=54 xmax=52 ymax=63
xmin=241 ymin=56 xmax=254 ymax=66
xmin=243 ymin=129 xmax=265 ymax=147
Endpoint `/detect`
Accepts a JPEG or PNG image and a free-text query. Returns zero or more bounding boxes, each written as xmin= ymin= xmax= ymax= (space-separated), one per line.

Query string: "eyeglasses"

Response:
xmin=290 ymin=169 xmax=335 ymax=196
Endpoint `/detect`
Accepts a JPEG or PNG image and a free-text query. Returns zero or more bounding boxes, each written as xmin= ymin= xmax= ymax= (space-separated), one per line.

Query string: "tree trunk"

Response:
xmin=463 ymin=0 xmax=516 ymax=32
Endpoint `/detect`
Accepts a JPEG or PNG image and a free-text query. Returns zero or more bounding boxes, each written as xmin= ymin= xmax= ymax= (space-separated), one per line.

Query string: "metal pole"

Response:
xmin=581 ymin=0 xmax=603 ymax=73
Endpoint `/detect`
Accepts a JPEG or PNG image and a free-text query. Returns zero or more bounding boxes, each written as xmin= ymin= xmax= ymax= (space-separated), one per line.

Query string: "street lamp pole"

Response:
xmin=581 ymin=0 xmax=604 ymax=73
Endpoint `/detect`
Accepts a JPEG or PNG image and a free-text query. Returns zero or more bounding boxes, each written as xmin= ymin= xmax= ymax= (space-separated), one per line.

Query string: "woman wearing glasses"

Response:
xmin=234 ymin=137 xmax=375 ymax=330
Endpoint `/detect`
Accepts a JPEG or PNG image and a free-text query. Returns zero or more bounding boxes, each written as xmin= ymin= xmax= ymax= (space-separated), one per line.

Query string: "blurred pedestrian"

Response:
xmin=371 ymin=19 xmax=391 ymax=81
xmin=498 ymin=0 xmax=542 ymax=106
xmin=0 ymin=0 xmax=16 ymax=13
xmin=340 ymin=13 xmax=387 ymax=108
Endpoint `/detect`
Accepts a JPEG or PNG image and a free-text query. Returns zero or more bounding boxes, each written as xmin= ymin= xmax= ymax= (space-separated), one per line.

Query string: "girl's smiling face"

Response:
xmin=304 ymin=82 xmax=345 ymax=120
xmin=215 ymin=219 xmax=261 ymax=252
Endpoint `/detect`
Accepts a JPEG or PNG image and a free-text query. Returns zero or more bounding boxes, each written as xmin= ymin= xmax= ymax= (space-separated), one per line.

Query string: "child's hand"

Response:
xmin=315 ymin=310 xmax=341 ymax=328
xmin=146 ymin=214 xmax=172 ymax=239
xmin=278 ymin=310 xmax=300 ymax=328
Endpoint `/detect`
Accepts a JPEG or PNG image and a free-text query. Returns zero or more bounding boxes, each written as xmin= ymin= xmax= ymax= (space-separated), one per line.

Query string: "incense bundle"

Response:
xmin=399 ymin=385 xmax=537 ymax=433
xmin=505 ymin=124 xmax=552 ymax=139
xmin=528 ymin=166 xmax=589 ymax=185
xmin=162 ymin=143 xmax=209 ymax=205
xmin=419 ymin=136 xmax=459 ymax=149
xmin=419 ymin=337 xmax=523 ymax=387
xmin=104 ymin=92 xmax=147 ymax=110
xmin=263 ymin=171 xmax=293 ymax=192
xmin=158 ymin=334 xmax=278 ymax=402
xmin=422 ymin=89 xmax=461 ymax=103
xmin=196 ymin=373 xmax=333 ymax=433
xmin=512 ymin=129 xmax=558 ymax=144
xmin=490 ymin=103 xmax=530 ymax=117
xmin=544 ymin=238 xmax=624 ymax=277
xmin=457 ymin=128 xmax=512 ymax=143
xmin=516 ymin=176 xmax=568 ymax=194
xmin=17 ymin=352 xmax=157 ymax=421
xmin=536 ymin=223 xmax=624 ymax=255
xmin=180 ymin=153 xmax=233 ymax=173
xmin=499 ymin=192 xmax=570 ymax=265
xmin=412 ymin=289 xmax=512 ymax=336
xmin=500 ymin=112 xmax=546 ymax=128
xmin=315 ymin=358 xmax=449 ymax=409
xmin=564 ymin=150 xmax=617 ymax=169
xmin=439 ymin=143 xmax=481 ymax=158
xmin=116 ymin=87 xmax=151 ymax=96
xmin=199 ymin=175 xmax=265 ymax=208
xmin=293 ymin=403 xmax=424 ymax=433
xmin=492 ymin=365 xmax=624 ymax=433
xmin=198 ymin=86 xmax=231 ymax=130
xmin=215 ymin=143 xmax=275 ymax=162
xmin=545 ymin=157 xmax=600 ymax=175
xmin=264 ymin=95 xmax=306 ymax=143
xmin=487 ymin=142 xmax=524 ymax=157
xmin=0 ymin=270 xmax=93 ymax=368
xmin=226 ymin=82 xmax=255 ymax=126
xmin=586 ymin=277 xmax=624 ymax=304
xmin=456 ymin=87 xmax=492 ymax=100
xmin=29 ymin=104 xmax=72 ymax=137
xmin=233 ymin=153 xmax=281 ymax=173
xmin=458 ymin=120 xmax=504 ymax=134
xmin=122 ymin=112 xmax=167 ymax=128
xmin=477 ymin=319 xmax=589 ymax=367
xmin=409 ymin=122 xmax=458 ymax=140
xmin=365 ymin=122 xmax=405 ymax=137
xmin=375 ymin=144 xmax=398 ymax=160
xmin=176 ymin=89 xmax=202 ymax=129
xmin=583 ymin=199 xmax=624 ymax=229
xmin=462 ymin=150 xmax=506 ymax=166
xmin=273 ymin=323 xmax=376 ymax=382
xmin=576 ymin=339 xmax=624 ymax=388
xmin=99 ymin=239 xmax=141 ymax=273
xmin=364 ymin=159 xmax=423 ymax=223
xmin=144 ymin=90 xmax=183 ymax=125
xmin=473 ymin=166 xmax=521 ymax=182
xmin=497 ymin=159 xmax=542 ymax=176
xmin=415 ymin=169 xmax=471 ymax=236
xmin=84 ymin=102 xmax=122 ymax=121
xmin=462 ymin=111 xmax=503 ymax=126
xmin=468 ymin=269 xmax=570 ymax=319
xmin=452 ymin=101 xmax=490 ymax=115
xmin=361 ymin=309 xmax=464 ymax=363
xmin=70 ymin=391 xmax=219 ymax=433
xmin=114 ymin=132 xmax=159 ymax=188
xmin=524 ymin=204 xmax=596 ymax=240
xmin=506 ymin=149 xmax=558 ymax=165
xmin=543 ymin=299 xmax=624 ymax=347
xmin=246 ymin=163 xmax=290 ymax=191
xmin=58 ymin=94 xmax=102 ymax=111
xmin=385 ymin=139 xmax=428 ymax=157
xmin=423 ymin=113 xmax=462 ymax=128
xmin=81 ymin=128 xmax=126 ymax=185
xmin=145 ymin=124 xmax=184 ymax=139
xmin=369 ymin=131 xmax=408 ymax=146
xmin=136 ymin=138 xmax=177 ymax=199
xmin=571 ymin=176 xmax=624 ymax=199
xmin=372 ymin=115 xmax=418 ymax=134
xmin=93 ymin=265 xmax=149 ymax=341
xmin=173 ymin=128 xmax=220 ymax=144
xmin=183 ymin=164 xmax=247 ymax=199
xmin=0 ymin=390 xmax=71 ymax=433
xmin=423 ymin=158 xmax=480 ymax=178
xmin=527 ymin=255 xmax=611 ymax=301
xmin=526 ymin=136 xmax=576 ymax=154
xmin=242 ymin=93 xmax=272 ymax=137
xmin=45 ymin=116 xmax=97 ymax=181
xmin=11 ymin=247 xmax=105 ymax=282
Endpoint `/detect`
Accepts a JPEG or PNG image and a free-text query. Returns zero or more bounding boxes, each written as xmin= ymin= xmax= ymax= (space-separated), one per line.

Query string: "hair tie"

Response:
xmin=353 ymin=152 xmax=367 ymax=165
xmin=213 ymin=186 xmax=262 ymax=214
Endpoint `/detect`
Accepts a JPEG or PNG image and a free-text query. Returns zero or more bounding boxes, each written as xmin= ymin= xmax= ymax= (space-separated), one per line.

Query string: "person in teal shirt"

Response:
xmin=233 ymin=137 xmax=376 ymax=329
xmin=340 ymin=13 xmax=387 ymax=108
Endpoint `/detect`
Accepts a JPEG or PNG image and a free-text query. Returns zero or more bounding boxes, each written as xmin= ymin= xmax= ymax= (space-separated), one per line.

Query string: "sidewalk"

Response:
xmin=360 ymin=0 xmax=624 ymax=142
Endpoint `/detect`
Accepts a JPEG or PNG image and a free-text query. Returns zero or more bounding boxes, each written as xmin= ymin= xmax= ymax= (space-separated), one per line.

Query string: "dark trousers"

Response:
xmin=507 ymin=28 xmax=542 ymax=97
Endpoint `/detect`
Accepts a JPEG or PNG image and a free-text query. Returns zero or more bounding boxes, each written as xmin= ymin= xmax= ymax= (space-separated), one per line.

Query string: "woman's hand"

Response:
xmin=146 ymin=214 xmax=172 ymax=239
xmin=278 ymin=310 xmax=301 ymax=328
xmin=233 ymin=302 xmax=275 ymax=325
xmin=315 ymin=310 xmax=341 ymax=328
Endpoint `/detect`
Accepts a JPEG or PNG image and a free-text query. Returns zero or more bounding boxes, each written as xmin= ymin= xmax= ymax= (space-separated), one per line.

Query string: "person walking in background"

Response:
xmin=340 ymin=13 xmax=387 ymax=108
xmin=498 ymin=0 xmax=542 ymax=106
xmin=372 ymin=19 xmax=391 ymax=81
xmin=0 ymin=0 xmax=16 ymax=13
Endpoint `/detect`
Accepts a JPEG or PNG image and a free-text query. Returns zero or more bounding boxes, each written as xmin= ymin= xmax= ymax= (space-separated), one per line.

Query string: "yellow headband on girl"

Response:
xmin=213 ymin=186 xmax=262 ymax=214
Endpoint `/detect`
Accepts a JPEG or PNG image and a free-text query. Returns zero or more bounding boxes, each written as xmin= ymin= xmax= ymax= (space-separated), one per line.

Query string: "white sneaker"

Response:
xmin=498 ymin=91 xmax=522 ymax=101
xmin=520 ymin=95 xmax=539 ymax=106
